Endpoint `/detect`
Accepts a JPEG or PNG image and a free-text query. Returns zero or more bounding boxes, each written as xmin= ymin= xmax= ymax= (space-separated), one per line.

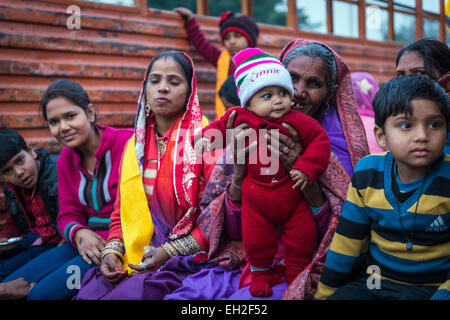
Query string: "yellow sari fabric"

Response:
xmin=120 ymin=134 xmax=154 ymax=271
xmin=119 ymin=52 xmax=210 ymax=272
xmin=120 ymin=117 xmax=209 ymax=271
xmin=215 ymin=50 xmax=231 ymax=119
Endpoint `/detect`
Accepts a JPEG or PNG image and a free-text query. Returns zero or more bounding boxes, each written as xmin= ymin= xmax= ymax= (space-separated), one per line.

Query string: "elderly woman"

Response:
xmin=74 ymin=51 xmax=215 ymax=300
xmin=165 ymin=39 xmax=369 ymax=300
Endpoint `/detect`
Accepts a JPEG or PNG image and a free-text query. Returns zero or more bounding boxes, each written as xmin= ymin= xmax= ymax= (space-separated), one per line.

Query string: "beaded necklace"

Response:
xmin=393 ymin=162 xmax=427 ymax=252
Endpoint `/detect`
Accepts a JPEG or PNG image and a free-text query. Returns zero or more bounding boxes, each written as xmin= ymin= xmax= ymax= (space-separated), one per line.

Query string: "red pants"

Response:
xmin=241 ymin=176 xmax=317 ymax=270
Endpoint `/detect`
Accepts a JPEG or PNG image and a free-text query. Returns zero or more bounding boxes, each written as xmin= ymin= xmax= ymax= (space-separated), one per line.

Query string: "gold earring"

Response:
xmin=145 ymin=103 xmax=150 ymax=117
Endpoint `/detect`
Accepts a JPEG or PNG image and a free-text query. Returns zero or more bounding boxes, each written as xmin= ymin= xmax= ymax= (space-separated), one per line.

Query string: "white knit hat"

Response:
xmin=234 ymin=48 xmax=294 ymax=108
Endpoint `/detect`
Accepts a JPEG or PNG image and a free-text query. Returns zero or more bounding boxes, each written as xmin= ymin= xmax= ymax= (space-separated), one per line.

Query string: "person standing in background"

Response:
xmin=174 ymin=7 xmax=259 ymax=119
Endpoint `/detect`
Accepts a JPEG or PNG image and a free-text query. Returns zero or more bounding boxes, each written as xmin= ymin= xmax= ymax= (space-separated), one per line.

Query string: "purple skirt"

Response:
xmin=74 ymin=256 xmax=204 ymax=300
xmin=165 ymin=265 xmax=287 ymax=300
xmin=74 ymin=256 xmax=287 ymax=300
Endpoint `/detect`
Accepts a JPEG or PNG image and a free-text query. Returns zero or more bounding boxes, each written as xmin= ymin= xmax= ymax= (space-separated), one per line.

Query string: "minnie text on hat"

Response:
xmin=250 ymin=68 xmax=281 ymax=82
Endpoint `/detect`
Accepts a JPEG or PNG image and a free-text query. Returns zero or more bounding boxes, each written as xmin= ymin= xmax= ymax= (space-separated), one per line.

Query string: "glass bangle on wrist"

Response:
xmin=101 ymin=239 xmax=125 ymax=262
xmin=104 ymin=239 xmax=125 ymax=254
xmin=227 ymin=192 xmax=241 ymax=203
xmin=231 ymin=180 xmax=241 ymax=190
xmin=227 ymin=183 xmax=241 ymax=202
xmin=161 ymin=242 xmax=178 ymax=258
xmin=161 ymin=234 xmax=202 ymax=257
xmin=101 ymin=248 xmax=124 ymax=263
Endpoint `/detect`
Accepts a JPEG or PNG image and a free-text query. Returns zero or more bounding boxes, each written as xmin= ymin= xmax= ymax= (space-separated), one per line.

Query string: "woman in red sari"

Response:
xmin=74 ymin=51 xmax=214 ymax=299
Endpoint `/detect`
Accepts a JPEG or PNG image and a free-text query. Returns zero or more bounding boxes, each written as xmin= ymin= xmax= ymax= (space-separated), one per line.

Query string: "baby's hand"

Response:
xmin=194 ymin=137 xmax=212 ymax=156
xmin=290 ymin=169 xmax=309 ymax=190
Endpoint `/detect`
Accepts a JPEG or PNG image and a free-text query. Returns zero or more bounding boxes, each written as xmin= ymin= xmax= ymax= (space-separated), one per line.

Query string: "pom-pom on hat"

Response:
xmin=219 ymin=11 xmax=259 ymax=47
xmin=234 ymin=48 xmax=294 ymax=108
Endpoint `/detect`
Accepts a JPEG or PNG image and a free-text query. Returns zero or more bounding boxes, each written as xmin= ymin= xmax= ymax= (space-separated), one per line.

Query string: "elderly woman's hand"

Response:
xmin=128 ymin=246 xmax=170 ymax=274
xmin=266 ymin=122 xmax=327 ymax=207
xmin=265 ymin=122 xmax=303 ymax=171
xmin=226 ymin=110 xmax=257 ymax=205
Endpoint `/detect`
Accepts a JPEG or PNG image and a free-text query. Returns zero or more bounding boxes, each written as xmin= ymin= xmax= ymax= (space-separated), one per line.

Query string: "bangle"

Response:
xmin=227 ymin=181 xmax=242 ymax=202
xmin=231 ymin=181 xmax=241 ymax=190
xmin=227 ymin=192 xmax=241 ymax=202
xmin=227 ymin=184 xmax=241 ymax=203
xmin=101 ymin=248 xmax=124 ymax=263
xmin=161 ymin=242 xmax=178 ymax=258
xmin=101 ymin=239 xmax=125 ymax=262
xmin=164 ymin=235 xmax=202 ymax=257
xmin=104 ymin=239 xmax=125 ymax=255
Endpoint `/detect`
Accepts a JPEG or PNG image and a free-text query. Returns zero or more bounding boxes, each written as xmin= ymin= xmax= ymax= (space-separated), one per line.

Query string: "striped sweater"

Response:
xmin=56 ymin=125 xmax=133 ymax=247
xmin=315 ymin=152 xmax=450 ymax=300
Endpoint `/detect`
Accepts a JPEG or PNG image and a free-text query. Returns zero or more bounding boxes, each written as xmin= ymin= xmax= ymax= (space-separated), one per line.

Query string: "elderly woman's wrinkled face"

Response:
xmin=145 ymin=57 xmax=189 ymax=120
xmin=286 ymin=55 xmax=330 ymax=118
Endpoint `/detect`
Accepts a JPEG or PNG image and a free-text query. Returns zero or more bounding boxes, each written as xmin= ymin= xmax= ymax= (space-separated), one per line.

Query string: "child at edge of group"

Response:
xmin=0 ymin=129 xmax=61 ymax=282
xmin=314 ymin=75 xmax=450 ymax=300
xmin=173 ymin=7 xmax=259 ymax=119
xmin=195 ymin=48 xmax=331 ymax=297
xmin=2 ymin=80 xmax=133 ymax=300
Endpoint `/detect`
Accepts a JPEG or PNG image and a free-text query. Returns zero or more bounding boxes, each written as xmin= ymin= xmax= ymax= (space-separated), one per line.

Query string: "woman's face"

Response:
xmin=145 ymin=57 xmax=189 ymax=121
xmin=45 ymin=96 xmax=95 ymax=149
xmin=285 ymin=55 xmax=331 ymax=118
xmin=396 ymin=50 xmax=430 ymax=78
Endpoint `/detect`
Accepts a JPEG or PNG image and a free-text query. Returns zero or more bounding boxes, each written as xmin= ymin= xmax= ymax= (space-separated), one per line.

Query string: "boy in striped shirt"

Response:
xmin=315 ymin=75 xmax=450 ymax=300
xmin=0 ymin=129 xmax=60 ymax=281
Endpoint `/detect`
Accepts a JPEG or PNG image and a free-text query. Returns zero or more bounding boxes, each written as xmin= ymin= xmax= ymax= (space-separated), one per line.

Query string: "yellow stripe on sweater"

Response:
xmin=347 ymin=185 xmax=394 ymax=210
xmin=438 ymin=279 xmax=450 ymax=291
xmin=361 ymin=187 xmax=394 ymax=210
xmin=329 ymin=232 xmax=369 ymax=257
xmin=314 ymin=282 xmax=337 ymax=300
xmin=346 ymin=183 xmax=365 ymax=208
xmin=409 ymin=195 xmax=450 ymax=215
xmin=371 ymin=231 xmax=450 ymax=261
xmin=379 ymin=275 xmax=442 ymax=286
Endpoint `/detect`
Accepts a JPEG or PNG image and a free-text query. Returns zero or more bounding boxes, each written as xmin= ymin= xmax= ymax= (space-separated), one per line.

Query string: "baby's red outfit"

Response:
xmin=201 ymin=106 xmax=330 ymax=296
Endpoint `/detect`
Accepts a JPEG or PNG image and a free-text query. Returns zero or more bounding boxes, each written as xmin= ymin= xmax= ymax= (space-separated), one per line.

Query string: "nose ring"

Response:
xmin=301 ymin=92 xmax=306 ymax=98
